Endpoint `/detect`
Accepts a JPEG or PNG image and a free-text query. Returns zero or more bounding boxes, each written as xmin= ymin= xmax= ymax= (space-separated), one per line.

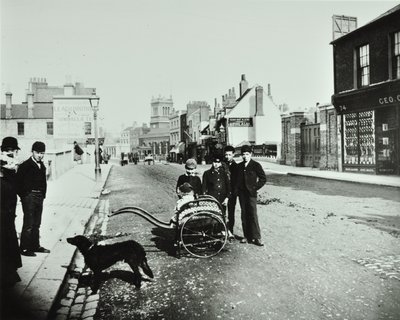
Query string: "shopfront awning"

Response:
xmin=170 ymin=142 xmax=185 ymax=153
xmin=199 ymin=134 xmax=214 ymax=140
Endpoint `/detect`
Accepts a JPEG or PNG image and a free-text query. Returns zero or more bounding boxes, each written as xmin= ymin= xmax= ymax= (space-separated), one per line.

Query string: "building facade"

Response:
xmin=215 ymin=75 xmax=282 ymax=158
xmin=331 ymin=5 xmax=400 ymax=175
xmin=139 ymin=96 xmax=173 ymax=159
xmin=0 ymin=78 xmax=98 ymax=159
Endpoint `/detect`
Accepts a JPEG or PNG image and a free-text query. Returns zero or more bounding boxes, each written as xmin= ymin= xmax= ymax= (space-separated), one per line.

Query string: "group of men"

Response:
xmin=1 ymin=137 xmax=49 ymax=289
xmin=177 ymin=144 xmax=267 ymax=246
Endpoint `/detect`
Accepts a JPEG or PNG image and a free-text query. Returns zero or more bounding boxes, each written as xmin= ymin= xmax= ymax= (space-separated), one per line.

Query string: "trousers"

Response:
xmin=20 ymin=192 xmax=44 ymax=251
xmin=238 ymin=190 xmax=261 ymax=240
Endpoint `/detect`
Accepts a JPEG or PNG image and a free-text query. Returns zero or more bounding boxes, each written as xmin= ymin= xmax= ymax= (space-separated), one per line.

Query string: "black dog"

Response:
xmin=67 ymin=235 xmax=154 ymax=292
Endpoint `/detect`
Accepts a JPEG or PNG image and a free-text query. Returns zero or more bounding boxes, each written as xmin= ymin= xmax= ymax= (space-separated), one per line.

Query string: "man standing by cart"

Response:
xmin=235 ymin=145 xmax=266 ymax=246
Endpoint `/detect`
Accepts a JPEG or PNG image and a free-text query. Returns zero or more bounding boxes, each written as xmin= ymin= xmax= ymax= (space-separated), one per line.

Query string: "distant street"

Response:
xmin=94 ymin=161 xmax=400 ymax=320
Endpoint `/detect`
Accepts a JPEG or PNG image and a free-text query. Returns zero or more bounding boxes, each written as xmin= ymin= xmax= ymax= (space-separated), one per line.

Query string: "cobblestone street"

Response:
xmin=54 ymin=163 xmax=400 ymax=320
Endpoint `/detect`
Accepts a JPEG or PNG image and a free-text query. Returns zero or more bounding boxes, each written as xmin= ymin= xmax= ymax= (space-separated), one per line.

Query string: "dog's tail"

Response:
xmin=141 ymin=257 xmax=154 ymax=278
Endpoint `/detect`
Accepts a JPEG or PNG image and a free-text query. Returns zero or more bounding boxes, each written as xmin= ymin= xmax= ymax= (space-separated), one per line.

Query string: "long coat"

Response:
xmin=1 ymin=167 xmax=22 ymax=277
xmin=202 ymin=166 xmax=231 ymax=204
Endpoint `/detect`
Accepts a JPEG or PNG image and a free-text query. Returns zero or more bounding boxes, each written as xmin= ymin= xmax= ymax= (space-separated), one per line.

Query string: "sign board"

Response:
xmin=86 ymin=138 xmax=105 ymax=145
xmin=53 ymin=98 xmax=93 ymax=139
xmin=332 ymin=15 xmax=357 ymax=40
xmin=228 ymin=117 xmax=253 ymax=127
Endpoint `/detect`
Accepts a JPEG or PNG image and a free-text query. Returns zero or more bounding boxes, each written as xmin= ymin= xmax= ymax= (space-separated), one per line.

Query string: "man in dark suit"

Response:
xmin=17 ymin=141 xmax=50 ymax=256
xmin=224 ymin=145 xmax=238 ymax=239
xmin=235 ymin=145 xmax=266 ymax=246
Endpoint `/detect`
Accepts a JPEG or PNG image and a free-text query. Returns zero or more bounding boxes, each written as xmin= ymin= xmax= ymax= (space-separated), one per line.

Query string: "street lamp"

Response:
xmin=89 ymin=92 xmax=101 ymax=177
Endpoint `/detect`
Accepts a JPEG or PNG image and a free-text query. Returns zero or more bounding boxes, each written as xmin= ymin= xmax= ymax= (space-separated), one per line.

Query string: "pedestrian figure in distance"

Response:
xmin=73 ymin=141 xmax=84 ymax=164
xmin=17 ymin=141 xmax=50 ymax=256
xmin=224 ymin=145 xmax=238 ymax=239
xmin=235 ymin=145 xmax=266 ymax=247
xmin=0 ymin=137 xmax=22 ymax=287
xmin=176 ymin=158 xmax=202 ymax=198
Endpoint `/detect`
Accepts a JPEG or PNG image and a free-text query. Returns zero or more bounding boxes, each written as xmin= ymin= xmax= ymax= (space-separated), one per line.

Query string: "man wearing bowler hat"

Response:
xmin=235 ymin=145 xmax=266 ymax=246
xmin=17 ymin=141 xmax=50 ymax=256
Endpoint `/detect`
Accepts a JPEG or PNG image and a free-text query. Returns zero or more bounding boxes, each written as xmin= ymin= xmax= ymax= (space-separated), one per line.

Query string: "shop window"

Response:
xmin=343 ymin=111 xmax=375 ymax=167
xmin=17 ymin=122 xmax=24 ymax=135
xmin=47 ymin=122 xmax=53 ymax=135
xmin=393 ymin=31 xmax=400 ymax=79
xmin=357 ymin=44 xmax=370 ymax=87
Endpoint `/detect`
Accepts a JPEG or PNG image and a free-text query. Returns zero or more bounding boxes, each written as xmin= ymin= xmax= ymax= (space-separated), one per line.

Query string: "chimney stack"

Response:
xmin=255 ymin=86 xmax=264 ymax=116
xmin=268 ymin=83 xmax=271 ymax=96
xmin=5 ymin=92 xmax=12 ymax=119
xmin=27 ymin=92 xmax=34 ymax=118
xmin=239 ymin=74 xmax=248 ymax=97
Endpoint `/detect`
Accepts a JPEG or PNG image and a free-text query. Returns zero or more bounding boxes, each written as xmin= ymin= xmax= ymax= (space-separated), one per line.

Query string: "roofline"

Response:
xmin=330 ymin=4 xmax=400 ymax=45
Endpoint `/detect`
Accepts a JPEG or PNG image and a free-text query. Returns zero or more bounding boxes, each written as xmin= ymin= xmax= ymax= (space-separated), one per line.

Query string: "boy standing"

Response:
xmin=235 ymin=145 xmax=266 ymax=246
xmin=17 ymin=141 xmax=50 ymax=256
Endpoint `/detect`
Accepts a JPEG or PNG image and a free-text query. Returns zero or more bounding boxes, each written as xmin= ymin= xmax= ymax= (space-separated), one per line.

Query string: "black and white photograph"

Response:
xmin=1 ymin=0 xmax=400 ymax=319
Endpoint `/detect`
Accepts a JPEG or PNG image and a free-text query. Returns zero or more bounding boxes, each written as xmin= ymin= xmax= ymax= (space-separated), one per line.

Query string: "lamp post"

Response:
xmin=89 ymin=92 xmax=101 ymax=178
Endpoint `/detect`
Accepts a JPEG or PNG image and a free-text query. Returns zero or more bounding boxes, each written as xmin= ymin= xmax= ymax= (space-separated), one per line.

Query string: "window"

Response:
xmin=84 ymin=122 xmax=92 ymax=135
xmin=47 ymin=122 xmax=53 ymax=135
xmin=17 ymin=122 xmax=24 ymax=135
xmin=393 ymin=31 xmax=400 ymax=79
xmin=358 ymin=44 xmax=370 ymax=87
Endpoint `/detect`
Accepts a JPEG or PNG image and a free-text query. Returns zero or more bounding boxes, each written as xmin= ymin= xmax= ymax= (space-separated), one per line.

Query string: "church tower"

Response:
xmin=150 ymin=95 xmax=174 ymax=129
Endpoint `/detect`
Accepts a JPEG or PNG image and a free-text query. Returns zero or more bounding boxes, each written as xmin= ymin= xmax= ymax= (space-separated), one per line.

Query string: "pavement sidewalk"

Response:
xmin=8 ymin=163 xmax=111 ymax=320
xmin=255 ymin=158 xmax=400 ymax=188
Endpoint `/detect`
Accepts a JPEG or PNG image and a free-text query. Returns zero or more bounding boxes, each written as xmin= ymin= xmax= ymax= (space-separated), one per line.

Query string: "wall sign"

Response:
xmin=228 ymin=117 xmax=253 ymax=127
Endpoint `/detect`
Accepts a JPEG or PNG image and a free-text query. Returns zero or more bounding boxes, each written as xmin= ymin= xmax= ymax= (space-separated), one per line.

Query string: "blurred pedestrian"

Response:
xmin=73 ymin=141 xmax=84 ymax=164
xmin=0 ymin=137 xmax=22 ymax=287
xmin=17 ymin=141 xmax=50 ymax=256
xmin=176 ymin=158 xmax=202 ymax=197
xmin=224 ymin=145 xmax=239 ymax=237
xmin=235 ymin=145 xmax=266 ymax=246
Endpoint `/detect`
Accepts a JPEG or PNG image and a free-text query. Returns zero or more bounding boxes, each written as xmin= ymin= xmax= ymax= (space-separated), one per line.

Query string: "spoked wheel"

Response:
xmin=180 ymin=211 xmax=227 ymax=258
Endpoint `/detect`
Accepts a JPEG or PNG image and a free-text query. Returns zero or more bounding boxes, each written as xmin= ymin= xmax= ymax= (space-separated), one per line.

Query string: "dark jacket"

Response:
xmin=235 ymin=159 xmax=266 ymax=197
xmin=176 ymin=174 xmax=202 ymax=197
xmin=225 ymin=160 xmax=238 ymax=193
xmin=16 ymin=157 xmax=47 ymax=198
xmin=202 ymin=166 xmax=231 ymax=204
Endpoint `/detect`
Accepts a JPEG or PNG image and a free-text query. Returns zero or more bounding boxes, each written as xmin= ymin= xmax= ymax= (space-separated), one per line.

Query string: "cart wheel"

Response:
xmin=180 ymin=211 xmax=227 ymax=258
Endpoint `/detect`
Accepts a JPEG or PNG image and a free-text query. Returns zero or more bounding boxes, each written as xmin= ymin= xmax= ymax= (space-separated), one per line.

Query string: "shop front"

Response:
xmin=332 ymin=80 xmax=400 ymax=175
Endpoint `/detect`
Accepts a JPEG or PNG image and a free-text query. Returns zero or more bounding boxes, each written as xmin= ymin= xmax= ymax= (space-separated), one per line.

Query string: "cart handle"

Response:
xmin=109 ymin=206 xmax=173 ymax=229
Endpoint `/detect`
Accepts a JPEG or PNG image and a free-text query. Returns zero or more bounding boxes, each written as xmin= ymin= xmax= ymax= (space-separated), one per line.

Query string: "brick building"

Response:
xmin=0 ymin=78 xmax=97 ymax=158
xmin=331 ymin=5 xmax=400 ymax=175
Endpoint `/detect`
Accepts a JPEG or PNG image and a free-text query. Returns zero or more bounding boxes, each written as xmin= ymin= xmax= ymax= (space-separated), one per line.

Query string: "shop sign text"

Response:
xmin=378 ymin=94 xmax=400 ymax=105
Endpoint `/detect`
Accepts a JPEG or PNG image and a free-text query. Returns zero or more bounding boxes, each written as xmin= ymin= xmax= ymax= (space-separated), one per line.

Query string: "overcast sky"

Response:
xmin=1 ymin=0 xmax=398 ymax=132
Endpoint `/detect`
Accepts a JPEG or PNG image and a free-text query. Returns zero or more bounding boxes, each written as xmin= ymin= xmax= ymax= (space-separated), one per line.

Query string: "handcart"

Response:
xmin=109 ymin=195 xmax=228 ymax=258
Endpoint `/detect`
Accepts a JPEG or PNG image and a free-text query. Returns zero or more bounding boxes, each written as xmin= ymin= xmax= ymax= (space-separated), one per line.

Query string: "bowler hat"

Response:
xmin=32 ymin=141 xmax=46 ymax=152
xmin=179 ymin=182 xmax=193 ymax=194
xmin=241 ymin=145 xmax=252 ymax=154
xmin=185 ymin=158 xmax=197 ymax=169
xmin=1 ymin=136 xmax=20 ymax=151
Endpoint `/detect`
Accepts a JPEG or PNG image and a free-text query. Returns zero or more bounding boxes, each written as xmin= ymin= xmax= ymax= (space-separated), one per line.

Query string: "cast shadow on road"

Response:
xmin=149 ymin=227 xmax=177 ymax=257
xmin=267 ymin=173 xmax=400 ymax=202
xmin=347 ymin=213 xmax=400 ymax=238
